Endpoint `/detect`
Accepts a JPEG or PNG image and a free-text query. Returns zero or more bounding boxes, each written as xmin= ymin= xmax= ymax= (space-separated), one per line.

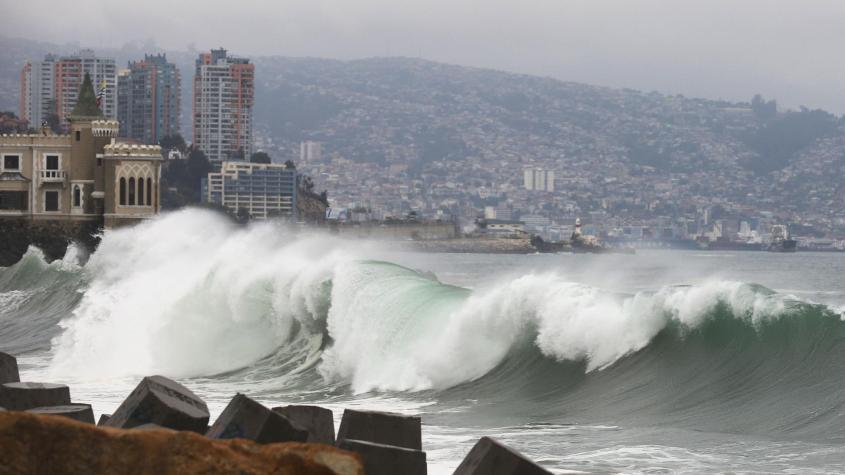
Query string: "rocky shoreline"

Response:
xmin=0 ymin=351 xmax=554 ymax=474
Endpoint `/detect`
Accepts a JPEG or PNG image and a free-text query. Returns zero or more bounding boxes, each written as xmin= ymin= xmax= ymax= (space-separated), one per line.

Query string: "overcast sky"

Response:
xmin=6 ymin=0 xmax=845 ymax=113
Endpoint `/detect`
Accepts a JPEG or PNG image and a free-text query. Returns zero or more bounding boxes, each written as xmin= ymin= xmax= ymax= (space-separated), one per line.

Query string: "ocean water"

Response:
xmin=1 ymin=209 xmax=845 ymax=474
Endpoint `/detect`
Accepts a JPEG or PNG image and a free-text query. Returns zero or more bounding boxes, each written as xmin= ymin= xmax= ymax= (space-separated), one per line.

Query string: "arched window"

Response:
xmin=146 ymin=178 xmax=152 ymax=207
xmin=128 ymin=177 xmax=136 ymax=205
xmin=73 ymin=185 xmax=81 ymax=208
xmin=119 ymin=178 xmax=126 ymax=206
xmin=138 ymin=178 xmax=145 ymax=206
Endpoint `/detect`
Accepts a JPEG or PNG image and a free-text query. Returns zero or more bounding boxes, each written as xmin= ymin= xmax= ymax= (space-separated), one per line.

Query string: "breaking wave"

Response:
xmin=3 ymin=208 xmax=845 ymax=439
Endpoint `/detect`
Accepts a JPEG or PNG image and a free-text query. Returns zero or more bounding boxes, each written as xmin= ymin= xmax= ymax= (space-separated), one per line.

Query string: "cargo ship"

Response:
xmin=767 ymin=225 xmax=797 ymax=253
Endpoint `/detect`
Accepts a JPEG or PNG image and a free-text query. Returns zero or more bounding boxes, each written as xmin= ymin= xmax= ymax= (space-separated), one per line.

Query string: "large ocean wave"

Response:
xmin=2 ymin=209 xmax=845 ymax=440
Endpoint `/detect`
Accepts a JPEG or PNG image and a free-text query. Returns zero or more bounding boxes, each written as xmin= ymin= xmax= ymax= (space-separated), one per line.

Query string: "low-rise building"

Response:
xmin=204 ymin=161 xmax=297 ymax=220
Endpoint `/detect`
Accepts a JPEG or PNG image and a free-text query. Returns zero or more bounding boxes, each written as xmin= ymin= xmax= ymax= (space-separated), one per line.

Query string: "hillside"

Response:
xmin=2 ymin=36 xmax=844 ymax=236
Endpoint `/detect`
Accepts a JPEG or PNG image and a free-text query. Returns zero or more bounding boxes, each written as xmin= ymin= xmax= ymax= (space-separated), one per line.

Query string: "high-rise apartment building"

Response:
xmin=20 ymin=50 xmax=116 ymax=129
xmin=203 ymin=162 xmax=297 ymax=219
xmin=193 ymin=48 xmax=254 ymax=165
xmin=523 ymin=168 xmax=555 ymax=192
xmin=117 ymin=54 xmax=181 ymax=145
xmin=300 ymin=141 xmax=322 ymax=162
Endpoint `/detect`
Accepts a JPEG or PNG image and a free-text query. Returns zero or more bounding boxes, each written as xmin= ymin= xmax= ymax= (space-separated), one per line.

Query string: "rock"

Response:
xmin=27 ymin=404 xmax=95 ymax=424
xmin=337 ymin=409 xmax=421 ymax=450
xmin=273 ymin=405 xmax=335 ymax=444
xmin=103 ymin=375 xmax=208 ymax=433
xmin=132 ymin=423 xmax=173 ymax=431
xmin=97 ymin=414 xmax=110 ymax=426
xmin=0 ymin=411 xmax=363 ymax=475
xmin=208 ymin=393 xmax=308 ymax=444
xmin=452 ymin=436 xmax=552 ymax=475
xmin=0 ymin=382 xmax=70 ymax=411
xmin=337 ymin=439 xmax=426 ymax=475
xmin=0 ymin=352 xmax=20 ymax=384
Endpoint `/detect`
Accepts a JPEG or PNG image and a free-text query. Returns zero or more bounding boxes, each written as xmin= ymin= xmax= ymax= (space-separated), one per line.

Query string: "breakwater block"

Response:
xmin=97 ymin=414 xmax=110 ymax=426
xmin=273 ymin=405 xmax=335 ymax=444
xmin=27 ymin=404 xmax=95 ymax=424
xmin=103 ymin=375 xmax=208 ymax=433
xmin=453 ymin=436 xmax=552 ymax=475
xmin=0 ymin=352 xmax=19 ymax=384
xmin=337 ymin=409 xmax=421 ymax=450
xmin=207 ymin=394 xmax=308 ymax=444
xmin=337 ymin=439 xmax=427 ymax=475
xmin=132 ymin=423 xmax=174 ymax=431
xmin=0 ymin=382 xmax=70 ymax=411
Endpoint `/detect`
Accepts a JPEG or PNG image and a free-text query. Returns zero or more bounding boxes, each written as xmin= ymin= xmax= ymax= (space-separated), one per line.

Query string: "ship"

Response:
xmin=767 ymin=225 xmax=797 ymax=253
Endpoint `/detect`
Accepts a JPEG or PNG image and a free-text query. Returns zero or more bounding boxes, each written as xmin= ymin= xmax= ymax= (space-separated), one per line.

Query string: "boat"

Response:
xmin=767 ymin=225 xmax=797 ymax=253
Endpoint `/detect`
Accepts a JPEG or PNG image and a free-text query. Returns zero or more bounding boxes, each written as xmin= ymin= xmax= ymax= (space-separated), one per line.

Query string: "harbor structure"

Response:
xmin=117 ymin=54 xmax=181 ymax=144
xmin=193 ymin=48 xmax=254 ymax=165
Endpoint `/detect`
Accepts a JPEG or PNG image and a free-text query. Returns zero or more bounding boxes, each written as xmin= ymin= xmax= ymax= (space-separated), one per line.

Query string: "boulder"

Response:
xmin=337 ymin=409 xmax=421 ymax=450
xmin=208 ymin=394 xmax=308 ymax=444
xmin=0 ymin=352 xmax=19 ymax=384
xmin=97 ymin=414 xmax=110 ymax=426
xmin=0 ymin=411 xmax=363 ymax=475
xmin=452 ymin=436 xmax=552 ymax=475
xmin=103 ymin=375 xmax=208 ymax=433
xmin=0 ymin=382 xmax=70 ymax=411
xmin=27 ymin=404 xmax=95 ymax=424
xmin=273 ymin=405 xmax=335 ymax=444
xmin=337 ymin=439 xmax=426 ymax=475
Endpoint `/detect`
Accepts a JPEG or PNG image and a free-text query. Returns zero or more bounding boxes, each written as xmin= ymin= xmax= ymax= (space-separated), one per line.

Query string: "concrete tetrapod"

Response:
xmin=0 ymin=382 xmax=70 ymax=411
xmin=452 ymin=436 xmax=553 ymax=475
xmin=337 ymin=439 xmax=427 ymax=475
xmin=27 ymin=404 xmax=95 ymax=424
xmin=0 ymin=352 xmax=19 ymax=384
xmin=102 ymin=375 xmax=209 ymax=433
xmin=207 ymin=393 xmax=309 ymax=444
xmin=273 ymin=405 xmax=336 ymax=444
xmin=336 ymin=409 xmax=422 ymax=450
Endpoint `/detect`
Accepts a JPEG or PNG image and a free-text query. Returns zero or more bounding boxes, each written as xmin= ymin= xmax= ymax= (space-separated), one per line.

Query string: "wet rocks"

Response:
xmin=273 ymin=404 xmax=335 ymax=444
xmin=102 ymin=375 xmax=209 ymax=433
xmin=452 ymin=436 xmax=553 ymax=475
xmin=337 ymin=439 xmax=427 ymax=475
xmin=0 ymin=411 xmax=363 ymax=475
xmin=27 ymin=404 xmax=95 ymax=424
xmin=207 ymin=393 xmax=308 ymax=444
xmin=0 ymin=382 xmax=71 ymax=411
xmin=0 ymin=352 xmax=20 ymax=384
xmin=337 ymin=409 xmax=421 ymax=450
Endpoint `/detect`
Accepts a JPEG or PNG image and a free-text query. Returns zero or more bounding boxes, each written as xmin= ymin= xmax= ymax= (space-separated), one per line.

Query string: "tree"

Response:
xmin=751 ymin=94 xmax=777 ymax=121
xmin=228 ymin=147 xmax=245 ymax=161
xmin=284 ymin=160 xmax=296 ymax=169
xmin=250 ymin=151 xmax=272 ymax=164
xmin=160 ymin=134 xmax=187 ymax=152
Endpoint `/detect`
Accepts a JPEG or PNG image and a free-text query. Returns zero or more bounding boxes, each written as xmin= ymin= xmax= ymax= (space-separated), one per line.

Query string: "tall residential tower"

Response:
xmin=117 ymin=54 xmax=181 ymax=144
xmin=193 ymin=48 xmax=254 ymax=165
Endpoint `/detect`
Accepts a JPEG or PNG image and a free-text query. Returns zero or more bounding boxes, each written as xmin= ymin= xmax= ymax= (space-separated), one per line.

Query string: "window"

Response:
xmin=0 ymin=191 xmax=27 ymax=211
xmin=44 ymin=191 xmax=59 ymax=212
xmin=3 ymin=155 xmax=20 ymax=171
xmin=73 ymin=185 xmax=81 ymax=208
xmin=128 ymin=177 xmax=136 ymax=205
xmin=45 ymin=155 xmax=59 ymax=170
xmin=75 ymin=131 xmax=80 ymax=141
xmin=138 ymin=179 xmax=145 ymax=206
xmin=119 ymin=178 xmax=126 ymax=206
xmin=147 ymin=178 xmax=152 ymax=207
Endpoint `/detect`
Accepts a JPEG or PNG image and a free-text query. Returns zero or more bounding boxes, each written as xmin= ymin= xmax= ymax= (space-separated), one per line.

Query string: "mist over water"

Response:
xmin=2 ymin=208 xmax=845 ymax=474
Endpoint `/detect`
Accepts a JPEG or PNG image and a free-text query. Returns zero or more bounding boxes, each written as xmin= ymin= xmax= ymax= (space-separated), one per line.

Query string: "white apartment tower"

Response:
xmin=300 ymin=141 xmax=322 ymax=162
xmin=523 ymin=168 xmax=555 ymax=192
xmin=193 ymin=48 xmax=254 ymax=165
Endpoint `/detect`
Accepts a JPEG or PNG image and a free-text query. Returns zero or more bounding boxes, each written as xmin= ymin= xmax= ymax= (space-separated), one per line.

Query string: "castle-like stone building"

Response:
xmin=0 ymin=73 xmax=161 ymax=229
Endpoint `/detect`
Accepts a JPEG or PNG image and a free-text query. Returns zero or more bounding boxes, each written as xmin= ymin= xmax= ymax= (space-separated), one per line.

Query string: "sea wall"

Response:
xmin=0 ymin=218 xmax=101 ymax=267
xmin=328 ymin=222 xmax=458 ymax=240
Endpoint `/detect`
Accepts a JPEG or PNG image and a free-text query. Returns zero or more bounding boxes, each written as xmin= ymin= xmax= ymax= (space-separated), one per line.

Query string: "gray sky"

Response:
xmin=6 ymin=0 xmax=845 ymax=113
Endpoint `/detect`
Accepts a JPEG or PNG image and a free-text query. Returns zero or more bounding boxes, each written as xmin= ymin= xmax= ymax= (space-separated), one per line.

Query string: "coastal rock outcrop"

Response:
xmin=0 ymin=411 xmax=363 ymax=475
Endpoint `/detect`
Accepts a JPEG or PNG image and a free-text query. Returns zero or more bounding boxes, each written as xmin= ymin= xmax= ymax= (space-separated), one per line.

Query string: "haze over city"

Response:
xmin=6 ymin=0 xmax=845 ymax=113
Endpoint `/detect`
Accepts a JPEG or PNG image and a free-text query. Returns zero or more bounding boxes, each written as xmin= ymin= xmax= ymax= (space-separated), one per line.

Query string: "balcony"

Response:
xmin=40 ymin=170 xmax=66 ymax=183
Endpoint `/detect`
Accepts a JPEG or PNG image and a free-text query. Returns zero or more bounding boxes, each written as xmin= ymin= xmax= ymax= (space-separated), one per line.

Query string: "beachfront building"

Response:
xmin=20 ymin=50 xmax=117 ymax=129
xmin=117 ymin=54 xmax=181 ymax=144
xmin=1 ymin=74 xmax=161 ymax=228
xmin=193 ymin=48 xmax=254 ymax=165
xmin=203 ymin=161 xmax=297 ymax=220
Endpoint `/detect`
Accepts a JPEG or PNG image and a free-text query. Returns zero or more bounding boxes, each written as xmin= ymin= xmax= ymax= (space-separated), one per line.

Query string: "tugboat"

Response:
xmin=570 ymin=218 xmax=635 ymax=254
xmin=767 ymin=225 xmax=797 ymax=253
